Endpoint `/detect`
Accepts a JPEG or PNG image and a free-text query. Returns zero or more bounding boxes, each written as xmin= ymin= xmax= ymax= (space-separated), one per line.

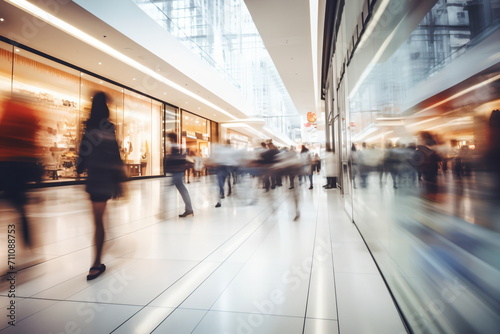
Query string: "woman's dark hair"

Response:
xmin=419 ymin=131 xmax=436 ymax=146
xmin=88 ymin=92 xmax=110 ymax=125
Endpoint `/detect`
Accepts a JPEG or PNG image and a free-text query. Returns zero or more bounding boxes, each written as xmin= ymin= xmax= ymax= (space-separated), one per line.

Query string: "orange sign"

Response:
xmin=307 ymin=112 xmax=317 ymax=123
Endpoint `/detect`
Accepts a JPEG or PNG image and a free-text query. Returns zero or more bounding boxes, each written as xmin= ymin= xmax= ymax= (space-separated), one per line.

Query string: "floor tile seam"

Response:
xmin=334 ymin=271 xmax=390 ymax=277
xmin=3 ymin=295 xmax=145 ymax=307
xmin=163 ymin=197 xmax=290 ymax=333
xmin=0 ymin=296 xmax=143 ymax=332
xmin=8 ymin=212 xmax=172 ymax=272
xmin=304 ymin=316 xmax=339 ymax=321
xmin=300 ymin=196 xmax=323 ymax=334
xmin=332 ymin=200 xmax=409 ymax=331
xmin=326 ymin=192 xmax=342 ymax=334
xmin=180 ymin=306 xmax=307 ymax=319
xmin=4 ymin=180 xmax=233 ymax=275
xmin=13 ymin=216 xmax=164 ymax=261
xmin=0 ymin=247 xmax=90 ymax=276
xmin=25 ymin=256 xmax=126 ymax=300
xmin=113 ymin=195 xmax=288 ymax=333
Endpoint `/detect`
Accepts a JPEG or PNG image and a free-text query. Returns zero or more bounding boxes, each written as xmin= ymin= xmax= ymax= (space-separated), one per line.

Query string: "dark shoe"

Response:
xmin=179 ymin=211 xmax=194 ymax=217
xmin=309 ymin=186 xmax=313 ymax=189
xmin=324 ymin=186 xmax=332 ymax=189
xmin=215 ymin=202 xmax=221 ymax=208
xmin=289 ymin=186 xmax=294 ymax=189
xmin=87 ymin=264 xmax=106 ymax=281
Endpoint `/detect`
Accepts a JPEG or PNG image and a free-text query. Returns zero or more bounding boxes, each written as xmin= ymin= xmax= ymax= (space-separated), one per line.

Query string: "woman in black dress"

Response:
xmin=77 ymin=91 xmax=125 ymax=280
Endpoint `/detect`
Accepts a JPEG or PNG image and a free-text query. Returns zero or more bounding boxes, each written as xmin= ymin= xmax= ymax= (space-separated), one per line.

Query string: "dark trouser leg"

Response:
xmin=173 ymin=172 xmax=193 ymax=212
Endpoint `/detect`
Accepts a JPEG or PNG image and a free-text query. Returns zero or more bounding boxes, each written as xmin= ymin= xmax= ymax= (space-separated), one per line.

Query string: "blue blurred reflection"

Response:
xmin=347 ymin=0 xmax=500 ymax=332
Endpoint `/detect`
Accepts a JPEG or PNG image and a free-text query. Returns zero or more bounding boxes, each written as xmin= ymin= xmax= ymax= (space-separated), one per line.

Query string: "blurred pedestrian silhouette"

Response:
xmin=0 ymin=92 xmax=42 ymax=249
xmin=299 ymin=145 xmax=313 ymax=189
xmin=164 ymin=132 xmax=193 ymax=217
xmin=415 ymin=131 xmax=441 ymax=200
xmin=208 ymin=140 xmax=240 ymax=208
xmin=323 ymin=147 xmax=337 ymax=189
xmin=77 ymin=91 xmax=126 ymax=280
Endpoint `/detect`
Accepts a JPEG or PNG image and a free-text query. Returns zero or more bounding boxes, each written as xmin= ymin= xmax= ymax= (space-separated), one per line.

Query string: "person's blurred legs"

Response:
xmin=87 ymin=200 xmax=107 ymax=280
xmin=1 ymin=162 xmax=32 ymax=247
xmin=173 ymin=172 xmax=193 ymax=215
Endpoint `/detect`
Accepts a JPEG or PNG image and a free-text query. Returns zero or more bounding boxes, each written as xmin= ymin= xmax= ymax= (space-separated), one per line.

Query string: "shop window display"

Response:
xmin=162 ymin=104 xmax=179 ymax=174
xmin=150 ymin=100 xmax=163 ymax=176
xmin=0 ymin=42 xmax=165 ymax=181
xmin=228 ymin=130 xmax=250 ymax=151
xmin=11 ymin=49 xmax=81 ymax=181
xmin=123 ymin=90 xmax=153 ymax=177
xmin=181 ymin=110 xmax=211 ymax=157
xmin=0 ymin=41 xmax=12 ymax=93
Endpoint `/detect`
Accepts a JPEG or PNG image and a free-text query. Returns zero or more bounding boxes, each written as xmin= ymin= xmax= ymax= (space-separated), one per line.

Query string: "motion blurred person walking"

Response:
xmin=208 ymin=140 xmax=239 ymax=208
xmin=77 ymin=91 xmax=126 ymax=280
xmin=164 ymin=132 xmax=193 ymax=217
xmin=323 ymin=148 xmax=338 ymax=189
xmin=0 ymin=92 xmax=42 ymax=249
xmin=299 ymin=145 xmax=313 ymax=189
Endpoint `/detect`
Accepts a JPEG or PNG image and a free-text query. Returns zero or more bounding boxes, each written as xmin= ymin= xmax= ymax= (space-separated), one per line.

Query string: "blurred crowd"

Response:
xmin=179 ymin=139 xmax=329 ymax=220
xmin=350 ymin=126 xmax=500 ymax=204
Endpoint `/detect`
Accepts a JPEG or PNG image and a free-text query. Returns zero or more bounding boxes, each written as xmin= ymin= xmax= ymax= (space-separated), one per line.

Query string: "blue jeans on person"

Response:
xmin=216 ymin=167 xmax=230 ymax=198
xmin=171 ymin=172 xmax=193 ymax=212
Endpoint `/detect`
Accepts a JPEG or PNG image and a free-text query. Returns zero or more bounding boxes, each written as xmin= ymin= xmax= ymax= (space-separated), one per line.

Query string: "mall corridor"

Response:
xmin=0 ymin=175 xmax=405 ymax=334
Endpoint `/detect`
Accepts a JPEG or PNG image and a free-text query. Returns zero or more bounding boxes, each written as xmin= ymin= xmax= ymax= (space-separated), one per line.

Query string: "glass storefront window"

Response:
xmin=181 ymin=110 xmax=211 ymax=157
xmin=228 ymin=130 xmax=250 ymax=150
xmin=150 ymin=99 xmax=163 ymax=176
xmin=123 ymin=90 xmax=153 ymax=177
xmin=1 ymin=41 xmax=169 ymax=181
xmin=162 ymin=104 xmax=179 ymax=174
xmin=0 ymin=41 xmax=12 ymax=93
xmin=11 ymin=48 xmax=81 ymax=181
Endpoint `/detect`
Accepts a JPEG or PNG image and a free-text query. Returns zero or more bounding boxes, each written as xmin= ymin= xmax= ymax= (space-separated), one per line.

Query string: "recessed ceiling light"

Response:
xmin=0 ymin=18 xmax=5 ymax=22
xmin=98 ymin=62 xmax=102 ymax=65
xmin=15 ymin=48 xmax=20 ymax=52
xmin=132 ymin=78 xmax=136 ymax=80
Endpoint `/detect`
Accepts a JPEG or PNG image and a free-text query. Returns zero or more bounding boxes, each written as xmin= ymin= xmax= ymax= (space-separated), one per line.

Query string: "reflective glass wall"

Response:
xmin=330 ymin=0 xmax=500 ymax=333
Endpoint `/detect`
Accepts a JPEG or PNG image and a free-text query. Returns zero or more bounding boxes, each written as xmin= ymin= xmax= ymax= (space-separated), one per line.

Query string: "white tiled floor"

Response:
xmin=0 ymin=175 xmax=407 ymax=333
